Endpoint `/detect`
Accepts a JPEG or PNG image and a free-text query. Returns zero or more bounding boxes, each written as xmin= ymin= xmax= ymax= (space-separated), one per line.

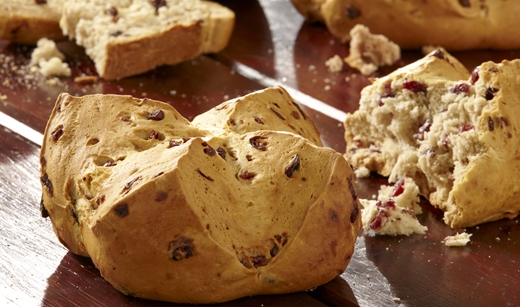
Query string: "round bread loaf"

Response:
xmin=344 ymin=49 xmax=520 ymax=228
xmin=291 ymin=0 xmax=520 ymax=50
xmin=39 ymin=86 xmax=361 ymax=303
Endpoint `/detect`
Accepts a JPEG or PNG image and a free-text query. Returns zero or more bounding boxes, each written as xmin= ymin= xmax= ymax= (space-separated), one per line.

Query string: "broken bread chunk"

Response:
xmin=59 ymin=0 xmax=235 ymax=80
xmin=39 ymin=86 xmax=361 ymax=303
xmin=344 ymin=24 xmax=400 ymax=76
xmin=361 ymin=178 xmax=426 ymax=236
xmin=344 ymin=49 xmax=520 ymax=228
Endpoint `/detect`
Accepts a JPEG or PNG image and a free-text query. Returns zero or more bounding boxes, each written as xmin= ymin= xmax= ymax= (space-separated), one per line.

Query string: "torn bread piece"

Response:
xmin=361 ymin=178 xmax=426 ymax=236
xmin=60 ymin=0 xmax=235 ymax=80
xmin=344 ymin=24 xmax=400 ymax=76
xmin=345 ymin=49 xmax=520 ymax=228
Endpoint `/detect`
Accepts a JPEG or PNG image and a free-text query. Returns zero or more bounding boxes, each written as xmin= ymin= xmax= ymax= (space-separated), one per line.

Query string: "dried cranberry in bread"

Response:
xmin=0 ymin=0 xmax=65 ymax=44
xmin=291 ymin=0 xmax=520 ymax=50
xmin=59 ymin=0 xmax=235 ymax=80
xmin=344 ymin=49 xmax=520 ymax=228
xmin=39 ymin=86 xmax=361 ymax=303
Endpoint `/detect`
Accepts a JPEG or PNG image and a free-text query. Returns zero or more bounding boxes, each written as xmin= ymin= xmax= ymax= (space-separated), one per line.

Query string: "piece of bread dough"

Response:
xmin=39 ymin=86 xmax=361 ymax=303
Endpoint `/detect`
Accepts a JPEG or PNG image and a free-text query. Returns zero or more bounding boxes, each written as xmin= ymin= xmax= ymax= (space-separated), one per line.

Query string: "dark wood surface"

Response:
xmin=1 ymin=1 xmax=519 ymax=306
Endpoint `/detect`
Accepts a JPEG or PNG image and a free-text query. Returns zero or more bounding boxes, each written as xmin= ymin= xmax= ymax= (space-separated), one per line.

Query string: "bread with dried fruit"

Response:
xmin=291 ymin=0 xmax=520 ymax=50
xmin=344 ymin=49 xmax=520 ymax=228
xmin=39 ymin=86 xmax=361 ymax=303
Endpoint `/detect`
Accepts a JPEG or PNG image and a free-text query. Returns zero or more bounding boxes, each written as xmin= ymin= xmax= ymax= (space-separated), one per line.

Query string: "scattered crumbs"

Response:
xmin=308 ymin=65 xmax=316 ymax=71
xmin=230 ymin=70 xmax=235 ymax=75
xmin=371 ymin=194 xmax=376 ymax=199
xmin=329 ymin=40 xmax=335 ymax=45
xmin=345 ymin=76 xmax=351 ymax=82
xmin=352 ymin=73 xmax=357 ymax=78
xmin=295 ymin=63 xmax=301 ymax=69
xmin=324 ymin=85 xmax=331 ymax=91
xmin=0 ymin=94 xmax=7 ymax=100
xmin=443 ymin=232 xmax=472 ymax=247
xmin=169 ymin=90 xmax=177 ymax=96
xmin=312 ymin=79 xmax=317 ymax=83
xmin=476 ymin=226 xmax=480 ymax=230
xmin=325 ymin=54 xmax=343 ymax=73
xmin=142 ymin=92 xmax=147 ymax=97
xmin=393 ymin=297 xmax=401 ymax=303
xmin=267 ymin=48 xmax=273 ymax=54
xmin=223 ymin=95 xmax=230 ymax=100
xmin=495 ymin=237 xmax=500 ymax=242
xmin=337 ymin=122 xmax=342 ymax=127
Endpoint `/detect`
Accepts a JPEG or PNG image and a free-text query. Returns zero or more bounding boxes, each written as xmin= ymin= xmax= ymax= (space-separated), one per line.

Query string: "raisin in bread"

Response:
xmin=344 ymin=49 xmax=520 ymax=228
xmin=0 ymin=0 xmax=65 ymax=44
xmin=39 ymin=86 xmax=361 ymax=303
xmin=59 ymin=0 xmax=235 ymax=80
xmin=291 ymin=0 xmax=520 ymax=50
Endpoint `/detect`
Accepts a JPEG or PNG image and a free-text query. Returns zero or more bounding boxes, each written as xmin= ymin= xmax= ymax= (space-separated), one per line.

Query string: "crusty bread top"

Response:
xmin=40 ymin=86 xmax=361 ymax=303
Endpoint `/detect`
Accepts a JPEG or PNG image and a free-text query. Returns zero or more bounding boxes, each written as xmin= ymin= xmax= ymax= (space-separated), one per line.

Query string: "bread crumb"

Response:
xmin=354 ymin=166 xmax=370 ymax=178
xmin=325 ymin=55 xmax=343 ymax=72
xmin=0 ymin=94 xmax=7 ymax=100
xmin=443 ymin=232 xmax=472 ymax=246
xmin=393 ymin=297 xmax=401 ymax=303
xmin=31 ymin=38 xmax=71 ymax=77
xmin=74 ymin=76 xmax=98 ymax=84
xmin=344 ymin=24 xmax=400 ymax=76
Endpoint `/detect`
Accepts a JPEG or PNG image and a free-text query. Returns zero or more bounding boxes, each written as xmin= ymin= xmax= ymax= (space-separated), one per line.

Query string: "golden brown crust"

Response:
xmin=291 ymin=0 xmax=520 ymax=50
xmin=40 ymin=87 xmax=361 ymax=303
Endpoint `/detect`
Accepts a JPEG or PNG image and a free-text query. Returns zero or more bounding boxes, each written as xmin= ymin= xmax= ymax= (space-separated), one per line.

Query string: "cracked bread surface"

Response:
xmin=39 ymin=86 xmax=361 ymax=303
xmin=344 ymin=49 xmax=520 ymax=228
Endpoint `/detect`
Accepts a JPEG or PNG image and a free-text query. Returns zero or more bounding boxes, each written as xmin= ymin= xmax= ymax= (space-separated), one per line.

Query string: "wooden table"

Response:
xmin=1 ymin=1 xmax=519 ymax=306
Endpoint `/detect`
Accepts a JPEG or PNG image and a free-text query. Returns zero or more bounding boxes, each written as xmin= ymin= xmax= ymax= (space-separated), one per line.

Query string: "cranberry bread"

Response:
xmin=39 ymin=86 xmax=361 ymax=303
xmin=0 ymin=0 xmax=65 ymax=44
xmin=344 ymin=49 xmax=520 ymax=228
xmin=291 ymin=0 xmax=520 ymax=50
xmin=59 ymin=0 xmax=235 ymax=80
